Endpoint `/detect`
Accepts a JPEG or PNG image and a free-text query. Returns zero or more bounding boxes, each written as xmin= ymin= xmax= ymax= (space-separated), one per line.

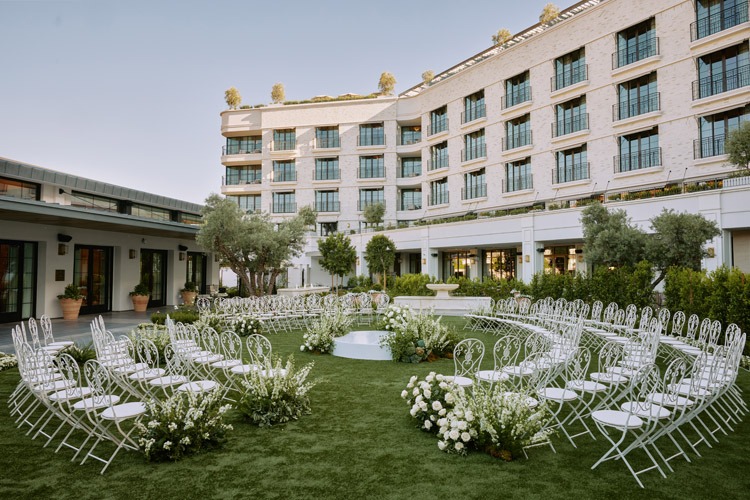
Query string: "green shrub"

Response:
xmin=66 ymin=341 xmax=97 ymax=365
xmin=388 ymin=274 xmax=438 ymax=298
xmin=151 ymin=309 xmax=200 ymax=325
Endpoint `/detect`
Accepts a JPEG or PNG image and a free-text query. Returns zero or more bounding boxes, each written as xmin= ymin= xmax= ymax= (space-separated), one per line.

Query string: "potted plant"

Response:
xmin=130 ymin=282 xmax=150 ymax=312
xmin=181 ymin=281 xmax=198 ymax=306
xmin=57 ymin=283 xmax=83 ymax=320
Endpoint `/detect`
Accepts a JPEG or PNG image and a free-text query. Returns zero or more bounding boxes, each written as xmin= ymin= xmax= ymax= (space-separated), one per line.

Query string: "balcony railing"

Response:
xmin=358 ymin=167 xmax=385 ymax=179
xmin=398 ymin=131 xmax=422 ymax=145
xmin=501 ymin=87 xmax=532 ymax=109
xmin=552 ymin=113 xmax=589 ymax=137
xmin=426 ymin=156 xmax=449 ymax=171
xmin=398 ymin=166 xmax=422 ymax=178
xmin=358 ymin=199 xmax=385 ymax=211
xmin=613 ymin=147 xmax=662 ymax=173
xmin=694 ymin=135 xmax=726 ymax=159
xmin=502 ymin=130 xmax=533 ymax=151
xmin=553 ymin=162 xmax=590 ymax=184
xmin=223 ymin=145 xmax=262 ymax=155
xmin=271 ymin=170 xmax=297 ymax=182
xmin=551 ymin=64 xmax=588 ymax=91
xmin=461 ymin=143 xmax=487 ymax=162
xmin=314 ymin=137 xmax=340 ymax=149
xmin=314 ymin=168 xmax=340 ymax=181
xmin=224 ymin=176 xmax=262 ymax=186
xmin=612 ymin=92 xmax=660 ymax=121
xmin=502 ymin=174 xmax=533 ymax=193
xmin=612 ymin=36 xmax=659 ymax=69
xmin=315 ymin=200 xmax=340 ymax=212
xmin=692 ymin=65 xmax=750 ymax=99
xmin=427 ymin=192 xmax=450 ymax=206
xmin=461 ymin=183 xmax=487 ymax=200
xmin=398 ymin=200 xmax=422 ymax=210
xmin=357 ymin=134 xmax=385 ymax=147
xmin=461 ymin=103 xmax=486 ymax=124
xmin=271 ymin=202 xmax=297 ymax=213
xmin=272 ymin=139 xmax=296 ymax=151
xmin=426 ymin=117 xmax=449 ymax=136
xmin=691 ymin=2 xmax=748 ymax=41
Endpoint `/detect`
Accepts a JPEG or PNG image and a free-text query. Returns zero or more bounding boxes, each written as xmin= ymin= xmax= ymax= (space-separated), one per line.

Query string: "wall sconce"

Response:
xmin=179 ymin=252 xmax=186 ymax=261
xmin=57 ymin=243 xmax=68 ymax=256
xmin=430 ymin=253 xmax=438 ymax=258
xmin=356 ymin=257 xmax=360 ymax=266
xmin=214 ymin=254 xmax=221 ymax=263
xmin=706 ymin=247 xmax=715 ymax=258
xmin=422 ymin=258 xmax=426 ymax=265
xmin=178 ymin=244 xmax=189 ymax=251
xmin=129 ymin=249 xmax=137 ymax=259
xmin=524 ymin=255 xmax=530 ymax=263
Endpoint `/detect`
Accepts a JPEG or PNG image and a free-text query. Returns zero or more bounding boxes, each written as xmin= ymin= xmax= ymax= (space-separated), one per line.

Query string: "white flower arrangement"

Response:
xmin=381 ymin=308 xmax=460 ymax=363
xmin=0 ymin=352 xmax=18 ymax=372
xmin=301 ymin=308 xmax=352 ymax=353
xmin=402 ymin=372 xmax=462 ymax=432
xmin=232 ymin=315 xmax=264 ymax=337
xmin=136 ymin=389 xmax=233 ymax=462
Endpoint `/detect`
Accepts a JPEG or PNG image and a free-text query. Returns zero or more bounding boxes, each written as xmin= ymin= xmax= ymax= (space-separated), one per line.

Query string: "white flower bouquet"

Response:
xmin=401 ymin=371 xmax=463 ymax=433
xmin=0 ymin=352 xmax=18 ymax=372
xmin=301 ymin=308 xmax=352 ymax=353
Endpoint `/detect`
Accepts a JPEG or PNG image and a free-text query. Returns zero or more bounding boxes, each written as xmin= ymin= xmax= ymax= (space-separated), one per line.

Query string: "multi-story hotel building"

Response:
xmin=220 ymin=0 xmax=750 ymax=287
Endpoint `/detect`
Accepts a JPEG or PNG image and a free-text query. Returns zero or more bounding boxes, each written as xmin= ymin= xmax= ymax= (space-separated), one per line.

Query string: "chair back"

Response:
xmin=453 ymin=338 xmax=485 ymax=379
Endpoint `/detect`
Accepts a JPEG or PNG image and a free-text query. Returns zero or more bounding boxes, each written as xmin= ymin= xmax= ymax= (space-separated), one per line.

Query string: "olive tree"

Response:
xmin=271 ymin=82 xmax=285 ymax=104
xmin=725 ymin=121 xmax=750 ymax=173
xmin=492 ymin=28 xmax=512 ymax=45
xmin=378 ymin=72 xmax=396 ymax=95
xmin=364 ymin=234 xmax=397 ymax=291
xmin=224 ymin=87 xmax=241 ymax=109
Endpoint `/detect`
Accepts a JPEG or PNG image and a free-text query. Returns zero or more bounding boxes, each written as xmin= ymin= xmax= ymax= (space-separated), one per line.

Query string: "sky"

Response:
xmin=1 ymin=0 xmax=555 ymax=205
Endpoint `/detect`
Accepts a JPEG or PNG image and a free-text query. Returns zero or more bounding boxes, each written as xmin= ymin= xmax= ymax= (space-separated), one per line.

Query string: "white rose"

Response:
xmin=458 ymin=421 xmax=467 ymax=431
xmin=423 ymin=389 xmax=432 ymax=399
xmin=465 ymin=411 xmax=474 ymax=422
xmin=445 ymin=393 xmax=454 ymax=404
xmin=437 ymin=418 xmax=447 ymax=427
xmin=423 ymin=420 xmax=432 ymax=430
xmin=437 ymin=441 xmax=447 ymax=451
xmin=419 ymin=401 xmax=427 ymax=411
xmin=410 ymin=407 xmax=418 ymax=417
xmin=415 ymin=395 xmax=423 ymax=404
xmin=449 ymin=429 xmax=460 ymax=441
xmin=401 ymin=390 xmax=408 ymax=399
xmin=455 ymin=442 xmax=464 ymax=451
xmin=431 ymin=400 xmax=442 ymax=411
xmin=412 ymin=388 xmax=419 ymax=396
xmin=461 ymin=432 xmax=471 ymax=442
xmin=439 ymin=408 xmax=446 ymax=416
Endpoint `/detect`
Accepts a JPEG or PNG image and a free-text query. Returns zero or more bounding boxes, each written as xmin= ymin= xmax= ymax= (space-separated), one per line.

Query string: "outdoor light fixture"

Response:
xmin=536 ymin=247 xmax=545 ymax=253
xmin=58 ymin=243 xmax=68 ymax=256
xmin=129 ymin=249 xmax=137 ymax=259
xmin=430 ymin=253 xmax=438 ymax=258
xmin=57 ymin=233 xmax=72 ymax=243
xmin=179 ymin=252 xmax=186 ymax=261
xmin=178 ymin=244 xmax=189 ymax=251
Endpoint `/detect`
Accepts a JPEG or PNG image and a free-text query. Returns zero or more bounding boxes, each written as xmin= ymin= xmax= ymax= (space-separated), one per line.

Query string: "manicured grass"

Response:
xmin=1 ymin=318 xmax=749 ymax=500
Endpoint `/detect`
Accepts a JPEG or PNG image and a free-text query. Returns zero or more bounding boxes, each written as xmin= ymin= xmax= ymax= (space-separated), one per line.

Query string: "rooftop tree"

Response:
xmin=378 ymin=72 xmax=396 ymax=96
xmin=225 ymin=87 xmax=241 ymax=109
xmin=271 ymin=83 xmax=286 ymax=104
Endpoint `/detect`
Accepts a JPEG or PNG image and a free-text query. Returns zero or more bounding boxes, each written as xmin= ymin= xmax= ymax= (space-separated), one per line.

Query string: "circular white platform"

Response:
xmin=332 ymin=330 xmax=392 ymax=361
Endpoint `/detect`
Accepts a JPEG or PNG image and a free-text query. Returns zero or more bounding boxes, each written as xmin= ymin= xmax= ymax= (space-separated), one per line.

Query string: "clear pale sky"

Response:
xmin=1 ymin=0 xmax=554 ymax=205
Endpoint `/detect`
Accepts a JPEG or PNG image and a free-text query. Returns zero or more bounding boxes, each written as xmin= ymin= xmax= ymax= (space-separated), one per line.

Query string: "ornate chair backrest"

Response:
xmin=453 ymin=338 xmax=484 ymax=379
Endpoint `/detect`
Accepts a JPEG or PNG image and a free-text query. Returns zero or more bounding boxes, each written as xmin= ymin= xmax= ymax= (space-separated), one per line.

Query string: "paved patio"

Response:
xmin=0 ymin=309 xmax=162 ymax=354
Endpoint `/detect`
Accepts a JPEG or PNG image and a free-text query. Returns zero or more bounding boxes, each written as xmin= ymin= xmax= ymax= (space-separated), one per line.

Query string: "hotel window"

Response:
xmin=400 ymin=125 xmax=421 ymax=145
xmin=314 ymin=157 xmax=340 ymax=180
xmin=0 ymin=177 xmax=39 ymax=201
xmin=693 ymin=43 xmax=749 ymax=99
xmin=232 ymin=194 xmax=261 ymax=213
xmin=504 ymin=114 xmax=532 ymax=150
xmin=615 ymin=128 xmax=661 ymax=172
xmin=358 ymin=155 xmax=385 ymax=179
xmin=69 ymin=191 xmax=119 ymax=212
xmin=131 ymin=204 xmax=171 ymax=221
xmin=553 ymin=48 xmax=587 ymax=91
xmin=358 ymin=123 xmax=385 ymax=146
xmin=358 ymin=188 xmax=384 ymax=211
xmin=483 ymin=249 xmax=517 ymax=280
xmin=315 ymin=190 xmax=339 ymax=212
xmin=463 ymin=169 xmax=487 ymax=200
xmin=692 ymin=0 xmax=749 ymax=41
xmin=272 ymin=160 xmax=296 ymax=182
xmin=399 ymin=189 xmax=422 ymax=210
xmin=272 ymin=192 xmax=296 ymax=213
xmin=615 ymin=72 xmax=659 ymax=120
xmin=462 ymin=90 xmax=486 ymax=123
xmin=225 ymin=135 xmax=262 ymax=155
xmin=225 ymin=166 xmax=262 ymax=185
xmin=503 ymin=71 xmax=531 ymax=109
xmin=462 ymin=129 xmax=486 ymax=161
xmin=613 ymin=18 xmax=658 ymax=69
xmin=399 ymin=157 xmax=422 ymax=178
xmin=272 ymin=129 xmax=296 ymax=151
xmin=429 ymin=106 xmax=448 ymax=135
xmin=695 ymin=105 xmax=749 ymax=158
xmin=554 ymin=96 xmax=588 ymax=137
xmin=429 ymin=177 xmax=449 ymax=206
xmin=315 ymin=126 xmax=340 ymax=149
xmin=504 ymin=159 xmax=532 ymax=193
xmin=319 ymin=222 xmax=338 ymax=236
xmin=554 ymin=145 xmax=589 ymax=184
xmin=429 ymin=141 xmax=449 ymax=170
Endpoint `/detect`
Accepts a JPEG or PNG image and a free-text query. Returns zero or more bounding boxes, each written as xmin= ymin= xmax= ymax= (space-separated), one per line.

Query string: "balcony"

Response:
xmin=358 ymin=167 xmax=385 ymax=179
xmin=694 ymin=136 xmax=726 ymax=159
xmin=612 ymin=36 xmax=659 ymax=69
xmin=315 ymin=200 xmax=340 ymax=213
xmin=397 ymin=166 xmax=422 ymax=178
xmin=358 ymin=200 xmax=385 ymax=211
xmin=612 ymin=93 xmax=660 ymax=121
xmin=426 ymin=118 xmax=449 ymax=136
xmin=502 ymin=174 xmax=533 ymax=193
xmin=502 ymin=87 xmax=532 ymax=110
xmin=223 ymin=176 xmax=262 ymax=186
xmin=314 ymin=137 xmax=340 ymax=149
xmin=271 ymin=170 xmax=297 ymax=183
xmin=222 ymin=145 xmax=262 ymax=155
xmin=692 ymin=65 xmax=750 ymax=100
xmin=461 ymin=144 xmax=487 ymax=162
xmin=551 ymin=65 xmax=588 ymax=92
xmin=461 ymin=184 xmax=487 ymax=200
xmin=552 ymin=162 xmax=590 ymax=184
xmin=427 ymin=192 xmax=450 ymax=206
xmin=461 ymin=103 xmax=486 ymax=124
xmin=272 ymin=139 xmax=296 ymax=151
xmin=398 ymin=131 xmax=422 ymax=146
xmin=357 ymin=135 xmax=385 ymax=147
xmin=271 ymin=202 xmax=297 ymax=214
xmin=502 ymin=131 xmax=533 ymax=151
xmin=552 ymin=114 xmax=589 ymax=138
xmin=426 ymin=157 xmax=449 ymax=171
xmin=398 ymin=201 xmax=422 ymax=211
xmin=691 ymin=2 xmax=748 ymax=41
xmin=613 ymin=147 xmax=662 ymax=173
xmin=314 ymin=168 xmax=340 ymax=181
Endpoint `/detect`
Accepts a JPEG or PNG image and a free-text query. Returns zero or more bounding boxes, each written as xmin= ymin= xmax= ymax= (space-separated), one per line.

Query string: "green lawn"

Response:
xmin=1 ymin=318 xmax=749 ymax=500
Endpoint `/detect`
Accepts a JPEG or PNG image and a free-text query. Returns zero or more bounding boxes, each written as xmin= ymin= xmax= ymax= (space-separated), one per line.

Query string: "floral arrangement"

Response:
xmin=381 ymin=304 xmax=412 ymax=333
xmin=129 ymin=323 xmax=170 ymax=360
xmin=401 ymin=372 xmax=463 ymax=433
xmin=0 ymin=352 xmax=18 ymax=372
xmin=194 ymin=313 xmax=226 ymax=334
xmin=232 ymin=315 xmax=263 ymax=337
xmin=380 ymin=307 xmax=460 ymax=363
xmin=300 ymin=308 xmax=352 ymax=353
xmin=136 ymin=389 xmax=233 ymax=462
xmin=237 ymin=355 xmax=316 ymax=427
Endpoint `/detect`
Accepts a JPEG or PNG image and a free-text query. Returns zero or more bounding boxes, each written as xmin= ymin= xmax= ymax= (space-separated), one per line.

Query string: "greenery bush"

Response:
xmin=65 ymin=341 xmax=97 ymax=365
xmin=446 ymin=276 xmax=529 ymax=302
xmin=151 ymin=309 xmax=200 ymax=325
xmin=129 ymin=323 xmax=170 ymax=362
xmin=348 ymin=275 xmax=373 ymax=292
xmin=388 ymin=274 xmax=439 ymax=298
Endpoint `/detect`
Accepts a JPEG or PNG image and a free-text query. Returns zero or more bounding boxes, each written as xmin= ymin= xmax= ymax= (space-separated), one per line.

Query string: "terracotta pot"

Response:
xmin=131 ymin=294 xmax=150 ymax=312
xmin=181 ymin=290 xmax=198 ymax=306
xmin=59 ymin=298 xmax=83 ymax=320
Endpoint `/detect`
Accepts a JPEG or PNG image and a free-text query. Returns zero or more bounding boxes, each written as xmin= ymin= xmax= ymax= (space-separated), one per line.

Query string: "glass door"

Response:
xmin=186 ymin=252 xmax=207 ymax=294
xmin=141 ymin=249 xmax=168 ymax=308
xmin=74 ymin=245 xmax=112 ymax=315
xmin=0 ymin=240 xmax=36 ymax=323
